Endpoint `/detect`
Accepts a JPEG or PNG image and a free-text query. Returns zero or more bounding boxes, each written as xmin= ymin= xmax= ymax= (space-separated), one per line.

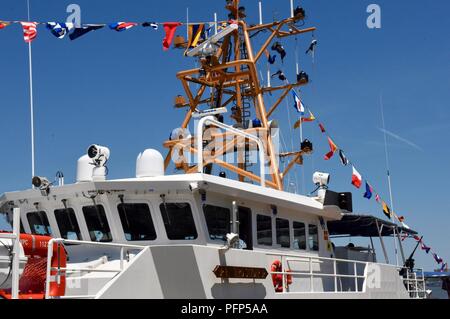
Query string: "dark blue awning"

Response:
xmin=327 ymin=214 xmax=418 ymax=237
xmin=425 ymin=272 xmax=450 ymax=278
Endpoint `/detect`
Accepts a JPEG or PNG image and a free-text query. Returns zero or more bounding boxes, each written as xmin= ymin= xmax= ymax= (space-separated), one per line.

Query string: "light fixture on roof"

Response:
xmin=313 ymin=172 xmax=330 ymax=187
xmin=87 ymin=145 xmax=110 ymax=166
xmin=301 ymin=139 xmax=313 ymax=153
xmin=313 ymin=172 xmax=330 ymax=204
xmin=87 ymin=144 xmax=110 ymax=181
xmin=32 ymin=176 xmax=51 ymax=196
xmin=189 ymin=182 xmax=207 ymax=202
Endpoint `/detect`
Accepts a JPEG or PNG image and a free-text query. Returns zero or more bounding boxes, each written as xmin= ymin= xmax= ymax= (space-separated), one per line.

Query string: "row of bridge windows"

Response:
xmin=26 ymin=203 xmax=197 ymax=242
xmin=25 ymin=203 xmax=319 ymax=251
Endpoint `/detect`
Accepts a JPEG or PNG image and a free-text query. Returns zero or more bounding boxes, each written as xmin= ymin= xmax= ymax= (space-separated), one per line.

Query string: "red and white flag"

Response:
xmin=351 ymin=166 xmax=362 ymax=189
xmin=324 ymin=137 xmax=338 ymax=160
xmin=375 ymin=194 xmax=381 ymax=203
xmin=162 ymin=22 xmax=182 ymax=51
xmin=21 ymin=22 xmax=38 ymax=43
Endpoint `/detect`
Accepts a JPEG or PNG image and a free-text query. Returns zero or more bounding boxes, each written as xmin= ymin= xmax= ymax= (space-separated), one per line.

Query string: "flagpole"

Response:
xmin=186 ymin=7 xmax=189 ymax=37
xmin=381 ymin=93 xmax=399 ymax=266
xmin=27 ymin=0 xmax=35 ymax=180
xmin=259 ymin=1 xmax=263 ymax=25
xmin=214 ymin=13 xmax=218 ymax=35
xmin=259 ymin=1 xmax=271 ymax=88
xmin=380 ymin=93 xmax=395 ymax=216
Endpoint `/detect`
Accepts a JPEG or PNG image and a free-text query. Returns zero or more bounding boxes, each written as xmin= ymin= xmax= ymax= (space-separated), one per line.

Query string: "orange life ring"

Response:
xmin=19 ymin=234 xmax=67 ymax=298
xmin=271 ymin=260 xmax=292 ymax=293
xmin=0 ymin=233 xmax=67 ymax=299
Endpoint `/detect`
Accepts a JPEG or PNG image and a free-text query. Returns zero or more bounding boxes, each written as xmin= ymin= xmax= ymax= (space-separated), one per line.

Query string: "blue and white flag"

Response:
xmin=292 ymin=90 xmax=305 ymax=114
xmin=433 ymin=253 xmax=443 ymax=264
xmin=363 ymin=182 xmax=373 ymax=200
xmin=47 ymin=22 xmax=74 ymax=39
xmin=142 ymin=22 xmax=158 ymax=30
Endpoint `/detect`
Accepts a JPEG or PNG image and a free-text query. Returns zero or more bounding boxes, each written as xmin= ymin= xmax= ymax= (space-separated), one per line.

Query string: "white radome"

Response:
xmin=136 ymin=149 xmax=165 ymax=178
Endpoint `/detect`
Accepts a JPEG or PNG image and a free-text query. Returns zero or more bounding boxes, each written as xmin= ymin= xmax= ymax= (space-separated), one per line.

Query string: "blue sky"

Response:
xmin=0 ymin=0 xmax=448 ymax=271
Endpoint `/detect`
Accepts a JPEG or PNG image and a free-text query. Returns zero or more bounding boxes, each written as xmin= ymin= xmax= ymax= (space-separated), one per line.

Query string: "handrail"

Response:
xmin=272 ymin=271 xmax=366 ymax=279
xmin=11 ymin=208 xmax=21 ymax=299
xmin=0 ymin=208 xmax=22 ymax=299
xmin=267 ymin=252 xmax=368 ymax=294
xmin=402 ymin=268 xmax=427 ymax=299
xmin=268 ymin=251 xmax=370 ymax=266
xmin=50 ymin=268 xmax=122 ymax=274
xmin=45 ymin=238 xmax=146 ymax=299
xmin=47 ymin=239 xmax=145 ymax=249
xmin=268 ymin=252 xmax=428 ymax=297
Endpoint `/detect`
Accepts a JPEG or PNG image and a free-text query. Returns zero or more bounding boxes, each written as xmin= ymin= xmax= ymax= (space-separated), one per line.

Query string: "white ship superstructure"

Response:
xmin=0 ymin=0 xmax=427 ymax=299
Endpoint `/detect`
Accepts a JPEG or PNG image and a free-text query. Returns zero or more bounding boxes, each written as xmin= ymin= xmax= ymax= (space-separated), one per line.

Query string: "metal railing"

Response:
xmin=45 ymin=238 xmax=145 ymax=299
xmin=0 ymin=208 xmax=21 ymax=299
xmin=267 ymin=252 xmax=428 ymax=298
xmin=402 ymin=268 xmax=427 ymax=299
xmin=267 ymin=252 xmax=368 ymax=294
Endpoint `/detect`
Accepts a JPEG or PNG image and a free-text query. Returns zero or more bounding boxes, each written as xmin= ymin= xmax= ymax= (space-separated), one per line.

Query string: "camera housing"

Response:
xmin=32 ymin=176 xmax=51 ymax=196
xmin=226 ymin=233 xmax=240 ymax=249
xmin=313 ymin=172 xmax=330 ymax=187
xmin=189 ymin=182 xmax=199 ymax=192
xmin=32 ymin=176 xmax=50 ymax=189
xmin=87 ymin=145 xmax=110 ymax=166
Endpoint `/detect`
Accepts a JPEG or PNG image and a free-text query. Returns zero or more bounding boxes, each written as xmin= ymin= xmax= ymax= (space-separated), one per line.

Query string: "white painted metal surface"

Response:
xmin=0 ymin=163 xmax=422 ymax=300
xmin=45 ymin=238 xmax=145 ymax=299
xmin=11 ymin=208 xmax=21 ymax=299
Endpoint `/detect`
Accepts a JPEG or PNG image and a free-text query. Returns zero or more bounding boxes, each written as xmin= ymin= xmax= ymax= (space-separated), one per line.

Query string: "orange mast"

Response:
xmin=163 ymin=0 xmax=315 ymax=191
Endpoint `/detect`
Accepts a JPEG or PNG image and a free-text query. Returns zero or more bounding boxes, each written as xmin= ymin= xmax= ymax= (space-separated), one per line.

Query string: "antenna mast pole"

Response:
xmin=381 ymin=93 xmax=399 ymax=266
xmin=380 ymin=94 xmax=395 ymax=215
xmin=27 ymin=0 xmax=35 ymax=179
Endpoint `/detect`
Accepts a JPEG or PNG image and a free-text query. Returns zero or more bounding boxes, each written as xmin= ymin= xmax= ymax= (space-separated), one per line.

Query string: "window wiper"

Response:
xmin=118 ymin=195 xmax=131 ymax=230
xmin=62 ymin=199 xmax=76 ymax=232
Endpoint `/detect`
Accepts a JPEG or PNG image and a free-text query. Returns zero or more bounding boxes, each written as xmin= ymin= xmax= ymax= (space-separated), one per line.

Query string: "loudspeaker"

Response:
xmin=324 ymin=191 xmax=353 ymax=212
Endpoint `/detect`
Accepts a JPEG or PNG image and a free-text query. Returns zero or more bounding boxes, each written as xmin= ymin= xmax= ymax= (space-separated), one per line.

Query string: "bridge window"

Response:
xmin=82 ymin=205 xmax=112 ymax=242
xmin=55 ymin=208 xmax=81 ymax=240
xmin=27 ymin=211 xmax=52 ymax=236
xmin=308 ymin=224 xmax=319 ymax=251
xmin=256 ymin=215 xmax=272 ymax=246
xmin=293 ymin=221 xmax=307 ymax=250
xmin=160 ymin=203 xmax=197 ymax=240
xmin=118 ymin=203 xmax=156 ymax=241
xmin=276 ymin=218 xmax=290 ymax=248
xmin=203 ymin=205 xmax=230 ymax=241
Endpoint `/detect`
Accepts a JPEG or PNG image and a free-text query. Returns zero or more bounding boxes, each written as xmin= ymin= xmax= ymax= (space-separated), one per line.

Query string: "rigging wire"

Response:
xmin=27 ymin=0 xmax=35 ymax=181
xmin=283 ymin=96 xmax=300 ymax=194
xmin=309 ymin=32 xmax=317 ymax=178
xmin=279 ymin=129 xmax=294 ymax=189
xmin=294 ymin=35 xmax=306 ymax=195
xmin=380 ymin=93 xmax=395 ymax=216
